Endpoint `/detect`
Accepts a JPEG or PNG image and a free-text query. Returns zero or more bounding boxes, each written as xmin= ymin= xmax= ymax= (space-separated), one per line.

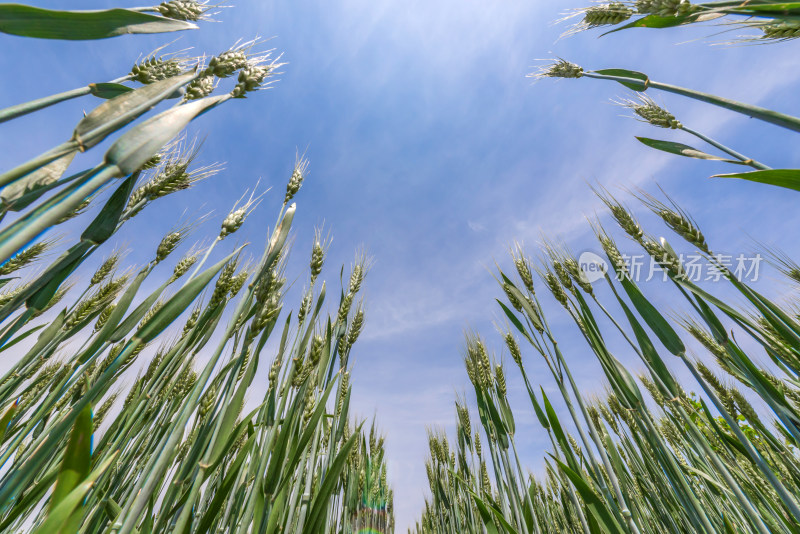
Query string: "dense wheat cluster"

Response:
xmin=0 ymin=3 xmax=393 ymax=533
xmin=413 ymin=194 xmax=800 ymax=533
xmin=414 ymin=3 xmax=800 ymax=533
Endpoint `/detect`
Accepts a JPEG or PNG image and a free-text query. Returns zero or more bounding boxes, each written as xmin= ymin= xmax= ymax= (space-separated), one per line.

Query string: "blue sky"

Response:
xmin=2 ymin=1 xmax=800 ymax=529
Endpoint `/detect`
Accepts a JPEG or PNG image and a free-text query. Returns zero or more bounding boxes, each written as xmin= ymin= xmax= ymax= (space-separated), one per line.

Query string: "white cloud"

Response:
xmin=468 ymin=220 xmax=486 ymax=232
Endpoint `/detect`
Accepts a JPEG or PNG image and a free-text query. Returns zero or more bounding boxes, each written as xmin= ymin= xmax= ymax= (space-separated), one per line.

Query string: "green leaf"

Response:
xmin=555 ymin=458 xmax=626 ymax=534
xmin=713 ymin=169 xmax=800 ymax=192
xmin=0 ymin=324 xmax=45 ymax=354
xmin=498 ymin=394 xmax=516 ymax=435
xmin=502 ymin=279 xmax=545 ymax=335
xmin=601 ymin=13 xmax=697 ymax=35
xmin=74 ymin=72 xmax=197 ymax=151
xmin=303 ymin=429 xmax=361 ymax=533
xmin=483 ymin=497 xmax=519 ymax=533
xmin=0 ymin=401 xmax=18 ymax=442
xmin=682 ymin=465 xmax=734 ymax=496
xmin=0 ymin=167 xmax=117 ymax=264
xmin=0 ymin=5 xmax=197 ymax=40
xmin=636 ymin=137 xmax=743 ymax=163
xmin=81 ymin=171 xmax=138 ymax=244
xmin=104 ymin=93 xmax=228 ymax=176
xmin=618 ymin=276 xmax=686 ymax=356
xmin=593 ymin=68 xmax=649 ymax=90
xmin=497 ymin=299 xmax=535 ymax=345
xmin=141 ymin=496 xmax=154 ymax=534
xmin=274 ymin=378 xmax=339 ymax=495
xmin=198 ymin=406 xmax=262 ymax=478
xmin=31 ymin=453 xmax=116 ymax=534
xmin=103 ymin=498 xmax=122 ymax=523
xmin=725 ymin=3 xmax=800 ymax=13
xmin=263 ymin=391 xmax=305 ymax=497
xmin=0 ymin=467 xmax=59 ymax=532
xmin=193 ymin=433 xmax=256 ymax=533
xmin=478 ymin=390 xmax=509 ymax=449
xmin=722 ymin=514 xmax=738 ymax=534
xmin=542 ymin=388 xmax=579 ymax=472
xmin=109 ymin=279 xmax=170 ymax=343
xmin=263 ymin=486 xmax=286 ymax=534
xmin=528 ymin=385 xmax=550 ymax=430
xmin=89 ymin=83 xmax=133 ymax=99
xmin=49 ymin=404 xmax=93 ymax=514
xmin=21 ymin=171 xmax=134 ymax=314
xmin=18 ymin=312 xmax=65 ymax=365
xmin=2 ymin=246 xmax=87 ymax=321
xmin=206 ymin=374 xmax=258 ymax=468
xmin=608 ymin=282 xmax=681 ymax=397
xmin=610 ymin=356 xmax=645 ymax=407
xmin=471 ymin=493 xmax=500 ymax=534
xmin=602 ymin=434 xmax=630 ymax=498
